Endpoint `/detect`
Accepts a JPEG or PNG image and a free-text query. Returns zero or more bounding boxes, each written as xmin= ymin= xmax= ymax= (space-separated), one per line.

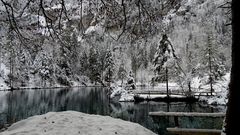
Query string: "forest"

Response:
xmin=0 ymin=0 xmax=238 ymax=135
xmin=0 ymin=0 xmax=231 ymax=89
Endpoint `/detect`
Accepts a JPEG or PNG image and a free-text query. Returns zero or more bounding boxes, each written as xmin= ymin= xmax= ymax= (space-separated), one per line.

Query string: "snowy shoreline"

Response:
xmin=110 ymin=74 xmax=230 ymax=106
xmin=0 ymin=111 xmax=156 ymax=135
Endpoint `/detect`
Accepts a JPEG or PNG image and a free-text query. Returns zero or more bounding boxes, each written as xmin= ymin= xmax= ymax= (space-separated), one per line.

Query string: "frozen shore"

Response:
xmin=0 ymin=111 xmax=156 ymax=135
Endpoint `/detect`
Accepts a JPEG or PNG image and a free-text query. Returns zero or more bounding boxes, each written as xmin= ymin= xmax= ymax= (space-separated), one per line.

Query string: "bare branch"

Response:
xmin=116 ymin=0 xmax=127 ymax=40
xmin=18 ymin=0 xmax=33 ymax=18
xmin=0 ymin=0 xmax=24 ymax=40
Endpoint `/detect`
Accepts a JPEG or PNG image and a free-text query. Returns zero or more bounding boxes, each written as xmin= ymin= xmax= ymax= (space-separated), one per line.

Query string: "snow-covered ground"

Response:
xmin=0 ymin=111 xmax=156 ymax=135
xmin=135 ymin=94 xmax=186 ymax=99
xmin=198 ymin=73 xmax=230 ymax=105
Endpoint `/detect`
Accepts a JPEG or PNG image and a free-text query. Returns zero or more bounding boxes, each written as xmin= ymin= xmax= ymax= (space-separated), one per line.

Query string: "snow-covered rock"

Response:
xmin=119 ymin=93 xmax=134 ymax=102
xmin=110 ymin=87 xmax=134 ymax=102
xmin=0 ymin=111 xmax=156 ymax=135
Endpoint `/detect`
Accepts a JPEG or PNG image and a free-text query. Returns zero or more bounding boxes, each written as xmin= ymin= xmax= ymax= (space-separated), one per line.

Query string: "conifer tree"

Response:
xmin=153 ymin=34 xmax=180 ymax=97
xmin=89 ymin=46 xmax=101 ymax=84
xmin=104 ymin=49 xmax=115 ymax=86
xmin=201 ymin=33 xmax=226 ymax=95
xmin=118 ymin=62 xmax=127 ymax=87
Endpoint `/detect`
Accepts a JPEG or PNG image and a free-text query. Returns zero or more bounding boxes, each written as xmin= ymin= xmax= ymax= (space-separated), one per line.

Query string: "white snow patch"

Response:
xmin=136 ymin=94 xmax=186 ymax=99
xmin=0 ymin=63 xmax=10 ymax=90
xmin=119 ymin=93 xmax=134 ymax=102
xmin=0 ymin=111 xmax=156 ymax=135
xmin=199 ymin=73 xmax=230 ymax=105
xmin=191 ymin=76 xmax=202 ymax=89
xmin=84 ymin=24 xmax=104 ymax=35
xmin=0 ymin=78 xmax=9 ymax=90
xmin=110 ymin=87 xmax=134 ymax=102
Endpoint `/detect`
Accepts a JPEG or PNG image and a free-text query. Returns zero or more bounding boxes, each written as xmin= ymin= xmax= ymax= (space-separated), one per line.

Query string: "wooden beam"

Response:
xmin=149 ymin=112 xmax=225 ymax=117
xmin=167 ymin=128 xmax=221 ymax=135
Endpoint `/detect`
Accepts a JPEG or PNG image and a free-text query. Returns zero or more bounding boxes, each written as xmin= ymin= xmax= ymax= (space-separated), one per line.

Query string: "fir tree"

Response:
xmin=118 ymin=62 xmax=127 ymax=87
xmin=201 ymin=33 xmax=226 ymax=95
xmin=80 ymin=51 xmax=89 ymax=76
xmin=89 ymin=46 xmax=101 ymax=84
xmin=104 ymin=49 xmax=115 ymax=85
xmin=153 ymin=34 xmax=180 ymax=97
xmin=126 ymin=71 xmax=136 ymax=90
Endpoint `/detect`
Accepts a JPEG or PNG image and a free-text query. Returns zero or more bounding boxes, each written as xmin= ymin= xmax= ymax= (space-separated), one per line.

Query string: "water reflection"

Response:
xmin=0 ymin=88 xmax=225 ymax=135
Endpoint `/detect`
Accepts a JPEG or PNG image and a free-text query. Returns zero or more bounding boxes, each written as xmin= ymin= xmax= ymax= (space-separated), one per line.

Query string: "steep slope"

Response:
xmin=0 ymin=0 xmax=231 ymax=88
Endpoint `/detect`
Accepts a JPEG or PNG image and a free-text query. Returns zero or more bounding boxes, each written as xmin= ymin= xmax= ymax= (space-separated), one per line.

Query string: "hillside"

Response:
xmin=0 ymin=0 xmax=231 ymax=89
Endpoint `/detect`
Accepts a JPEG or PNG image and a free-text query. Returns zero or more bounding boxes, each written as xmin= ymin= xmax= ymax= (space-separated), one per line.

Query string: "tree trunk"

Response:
xmin=121 ymin=78 xmax=123 ymax=87
xmin=225 ymin=0 xmax=240 ymax=134
xmin=188 ymin=81 xmax=191 ymax=96
xmin=10 ymin=49 xmax=14 ymax=90
xmin=166 ymin=67 xmax=169 ymax=98
xmin=208 ymin=45 xmax=213 ymax=96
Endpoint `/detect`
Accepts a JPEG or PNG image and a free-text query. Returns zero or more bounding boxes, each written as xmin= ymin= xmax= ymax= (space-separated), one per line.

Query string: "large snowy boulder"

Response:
xmin=0 ymin=111 xmax=156 ymax=135
xmin=110 ymin=87 xmax=134 ymax=102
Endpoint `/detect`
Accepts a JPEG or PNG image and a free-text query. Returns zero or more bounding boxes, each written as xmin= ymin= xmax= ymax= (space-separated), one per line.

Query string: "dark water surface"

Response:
xmin=0 ymin=87 xmax=226 ymax=135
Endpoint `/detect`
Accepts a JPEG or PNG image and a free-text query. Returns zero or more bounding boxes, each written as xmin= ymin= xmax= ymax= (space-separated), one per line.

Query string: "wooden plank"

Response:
xmin=167 ymin=128 xmax=221 ymax=135
xmin=132 ymin=90 xmax=219 ymax=95
xmin=149 ymin=112 xmax=225 ymax=117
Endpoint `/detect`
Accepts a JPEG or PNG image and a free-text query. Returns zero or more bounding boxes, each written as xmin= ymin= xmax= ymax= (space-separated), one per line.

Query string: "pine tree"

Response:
xmin=80 ymin=51 xmax=89 ymax=76
xmin=153 ymin=34 xmax=180 ymax=97
xmin=201 ymin=33 xmax=226 ymax=95
xmin=118 ymin=62 xmax=127 ymax=87
xmin=89 ymin=46 xmax=101 ymax=84
xmin=17 ymin=49 xmax=29 ymax=87
xmin=104 ymin=49 xmax=115 ymax=86
xmin=126 ymin=71 xmax=136 ymax=90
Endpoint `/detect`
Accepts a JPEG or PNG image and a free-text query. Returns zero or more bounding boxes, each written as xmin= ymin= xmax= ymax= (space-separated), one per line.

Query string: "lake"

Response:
xmin=0 ymin=87 xmax=226 ymax=135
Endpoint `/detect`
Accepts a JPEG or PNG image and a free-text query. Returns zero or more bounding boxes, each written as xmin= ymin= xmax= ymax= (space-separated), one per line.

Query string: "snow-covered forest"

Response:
xmin=0 ymin=0 xmax=231 ymax=90
xmin=1 ymin=0 xmax=237 ymax=135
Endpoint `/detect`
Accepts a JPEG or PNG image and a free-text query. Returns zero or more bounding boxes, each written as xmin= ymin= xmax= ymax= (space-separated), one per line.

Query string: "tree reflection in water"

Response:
xmin=0 ymin=88 xmax=225 ymax=134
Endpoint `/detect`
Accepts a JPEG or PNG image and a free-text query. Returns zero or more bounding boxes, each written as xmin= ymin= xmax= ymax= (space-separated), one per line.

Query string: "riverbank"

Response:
xmin=0 ymin=111 xmax=156 ymax=135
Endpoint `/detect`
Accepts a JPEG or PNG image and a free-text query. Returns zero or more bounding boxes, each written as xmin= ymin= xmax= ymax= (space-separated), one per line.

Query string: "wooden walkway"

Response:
xmin=167 ymin=128 xmax=222 ymax=135
xmin=149 ymin=111 xmax=225 ymax=135
xmin=132 ymin=90 xmax=218 ymax=97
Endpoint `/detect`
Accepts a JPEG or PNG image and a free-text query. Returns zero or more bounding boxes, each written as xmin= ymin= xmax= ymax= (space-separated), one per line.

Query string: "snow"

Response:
xmin=110 ymin=87 xmax=134 ymax=102
xmin=119 ymin=93 xmax=134 ymax=102
xmin=0 ymin=78 xmax=9 ymax=90
xmin=0 ymin=111 xmax=156 ymax=135
xmin=84 ymin=24 xmax=104 ymax=35
xmin=0 ymin=63 xmax=10 ymax=90
xmin=136 ymin=94 xmax=186 ymax=99
xmin=37 ymin=15 xmax=47 ymax=27
xmin=191 ymin=76 xmax=202 ymax=89
xmin=199 ymin=73 xmax=230 ymax=105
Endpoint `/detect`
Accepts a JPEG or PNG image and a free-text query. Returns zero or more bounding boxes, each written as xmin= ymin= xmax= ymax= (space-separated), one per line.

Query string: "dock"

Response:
xmin=131 ymin=89 xmax=219 ymax=102
xmin=166 ymin=128 xmax=222 ymax=135
xmin=149 ymin=111 xmax=225 ymax=135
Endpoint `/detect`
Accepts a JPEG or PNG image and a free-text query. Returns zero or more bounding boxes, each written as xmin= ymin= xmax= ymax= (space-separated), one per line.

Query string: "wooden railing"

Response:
xmin=132 ymin=90 xmax=219 ymax=97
